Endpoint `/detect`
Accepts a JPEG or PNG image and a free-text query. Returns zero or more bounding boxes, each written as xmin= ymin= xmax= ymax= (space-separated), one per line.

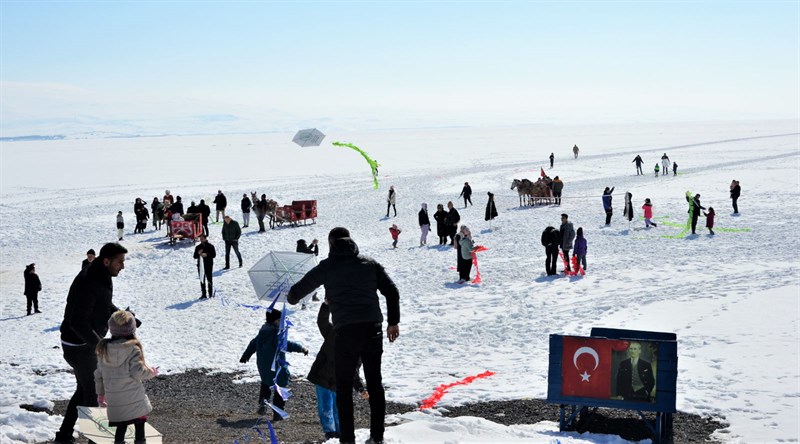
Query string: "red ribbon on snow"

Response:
xmin=419 ymin=371 xmax=496 ymax=410
xmin=470 ymin=245 xmax=489 ymax=284
xmin=558 ymin=251 xmax=585 ymax=276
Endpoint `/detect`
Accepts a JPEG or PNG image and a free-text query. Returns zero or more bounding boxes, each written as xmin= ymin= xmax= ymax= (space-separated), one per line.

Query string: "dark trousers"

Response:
xmin=605 ymin=209 xmax=613 ymax=225
xmin=257 ymin=214 xmax=266 ymax=232
xmin=553 ymin=191 xmax=562 ymax=205
xmin=545 ymin=247 xmax=558 ymax=275
xmin=386 ymin=203 xmax=396 ymax=217
xmin=732 ymin=197 xmax=739 ymax=213
xmin=691 ymin=213 xmax=700 ymax=234
xmin=636 ymin=165 xmax=643 ymax=175
xmin=335 ymin=323 xmax=385 ymax=442
xmin=199 ymin=263 xmax=214 ymax=297
xmin=225 ymin=241 xmax=242 ymax=267
xmin=114 ymin=418 xmax=145 ymax=441
xmin=448 ymin=225 xmax=458 ymax=245
xmin=463 ymin=196 xmax=472 ymax=207
xmin=259 ymin=383 xmax=286 ymax=420
xmin=562 ymin=248 xmax=571 ymax=271
xmin=26 ymin=293 xmax=39 ymax=314
xmin=458 ymin=257 xmax=472 ymax=281
xmin=55 ymin=345 xmax=98 ymax=441
xmin=202 ymin=221 xmax=209 ymax=237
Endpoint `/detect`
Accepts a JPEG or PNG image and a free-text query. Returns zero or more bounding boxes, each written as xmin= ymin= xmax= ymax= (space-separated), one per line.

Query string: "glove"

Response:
xmin=240 ymin=356 xmax=248 ymax=363
xmin=97 ymin=394 xmax=107 ymax=407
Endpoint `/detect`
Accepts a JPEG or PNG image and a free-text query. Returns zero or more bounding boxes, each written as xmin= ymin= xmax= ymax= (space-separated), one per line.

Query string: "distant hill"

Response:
xmin=0 ymin=135 xmax=66 ymax=142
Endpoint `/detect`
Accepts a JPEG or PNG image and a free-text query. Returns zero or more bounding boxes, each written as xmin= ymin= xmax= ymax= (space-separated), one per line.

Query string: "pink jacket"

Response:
xmin=389 ymin=227 xmax=401 ymax=240
xmin=642 ymin=204 xmax=654 ymax=219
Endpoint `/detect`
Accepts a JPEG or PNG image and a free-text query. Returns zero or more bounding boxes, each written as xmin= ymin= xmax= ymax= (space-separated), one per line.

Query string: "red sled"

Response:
xmin=559 ymin=251 xmax=585 ymax=276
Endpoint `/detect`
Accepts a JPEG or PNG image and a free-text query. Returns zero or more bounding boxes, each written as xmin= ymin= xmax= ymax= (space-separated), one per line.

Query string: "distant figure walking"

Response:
xmin=459 ymin=182 xmax=473 ymax=207
xmin=213 ymin=190 xmax=227 ymax=223
xmin=602 ymin=187 xmax=615 ymax=225
xmin=485 ymin=192 xmax=498 ymax=223
xmin=389 ymin=224 xmax=401 ymax=249
xmin=573 ymin=145 xmax=580 ymax=159
xmin=661 ymin=153 xmax=671 ymax=177
xmin=673 ymin=162 xmax=678 ymax=176
xmin=116 ymin=211 xmax=124 ymax=241
xmin=632 ymin=155 xmax=644 ymax=175
xmin=730 ymin=180 xmax=741 ymax=214
xmin=221 ymin=216 xmax=243 ymax=269
xmin=386 ymin=186 xmax=397 ymax=217
xmin=549 ymin=152 xmax=555 ymax=169
xmin=24 ymin=263 xmax=41 ymax=316
xmin=642 ymin=198 xmax=657 ymax=228
xmin=418 ymin=203 xmax=431 ymax=246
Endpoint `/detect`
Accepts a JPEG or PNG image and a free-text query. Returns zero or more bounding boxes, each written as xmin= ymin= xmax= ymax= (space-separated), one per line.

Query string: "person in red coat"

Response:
xmin=704 ymin=207 xmax=715 ymax=235
xmin=642 ymin=198 xmax=657 ymax=228
xmin=389 ymin=224 xmax=401 ymax=249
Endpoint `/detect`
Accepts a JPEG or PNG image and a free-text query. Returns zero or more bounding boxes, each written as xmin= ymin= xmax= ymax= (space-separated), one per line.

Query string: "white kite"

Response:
xmin=248 ymin=251 xmax=319 ymax=303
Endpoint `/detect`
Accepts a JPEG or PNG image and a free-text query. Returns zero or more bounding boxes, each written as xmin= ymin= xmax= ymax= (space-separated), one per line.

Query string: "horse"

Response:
xmin=511 ymin=179 xmax=535 ymax=206
xmin=531 ymin=176 xmax=554 ymax=205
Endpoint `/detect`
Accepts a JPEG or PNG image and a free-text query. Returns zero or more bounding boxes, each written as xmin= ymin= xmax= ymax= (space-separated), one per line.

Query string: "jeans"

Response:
xmin=553 ymin=191 xmax=561 ymax=205
xmin=225 ymin=241 xmax=242 ymax=267
xmin=55 ymin=344 xmax=98 ymax=441
xmin=386 ymin=203 xmax=396 ymax=217
xmin=315 ymin=385 xmax=340 ymax=434
xmin=636 ymin=165 xmax=643 ymax=175
xmin=732 ymin=197 xmax=739 ymax=213
xmin=335 ymin=323 xmax=385 ymax=442
xmin=576 ymin=254 xmax=587 ymax=270
xmin=420 ymin=224 xmax=429 ymax=245
xmin=257 ymin=214 xmax=266 ymax=232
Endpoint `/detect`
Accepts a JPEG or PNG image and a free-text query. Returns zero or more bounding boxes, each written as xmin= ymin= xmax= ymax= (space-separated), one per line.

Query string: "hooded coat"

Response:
xmin=240 ymin=323 xmax=304 ymax=385
xmin=24 ymin=267 xmax=41 ymax=296
xmin=94 ymin=340 xmax=154 ymax=422
xmin=485 ymin=194 xmax=498 ymax=221
xmin=418 ymin=204 xmax=431 ymax=226
xmin=287 ymin=237 xmax=400 ymax=329
xmin=574 ymin=234 xmax=587 ymax=256
xmin=623 ymin=192 xmax=634 ymax=221
xmin=213 ymin=193 xmax=227 ymax=210
xmin=433 ymin=209 xmax=447 ymax=236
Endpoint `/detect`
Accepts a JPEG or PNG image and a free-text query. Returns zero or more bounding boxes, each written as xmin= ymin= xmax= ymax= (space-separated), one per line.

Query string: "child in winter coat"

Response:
xmin=704 ymin=207 xmax=716 ymax=235
xmin=95 ymin=310 xmax=157 ymax=444
xmin=457 ymin=225 xmax=475 ymax=283
xmin=642 ymin=198 xmax=658 ymax=228
xmin=654 ymin=163 xmax=660 ymax=177
xmin=672 ymin=162 xmax=678 ymax=175
xmin=240 ymin=309 xmax=308 ymax=420
xmin=389 ymin=224 xmax=402 ymax=248
xmin=573 ymin=227 xmax=587 ymax=271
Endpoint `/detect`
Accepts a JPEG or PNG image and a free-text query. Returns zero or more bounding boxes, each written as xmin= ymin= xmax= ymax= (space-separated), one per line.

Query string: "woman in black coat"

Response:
xmin=485 ymin=192 xmax=498 ymax=222
xmin=24 ymin=263 xmax=41 ymax=315
xmin=433 ymin=204 xmax=448 ymax=245
xmin=445 ymin=201 xmax=461 ymax=246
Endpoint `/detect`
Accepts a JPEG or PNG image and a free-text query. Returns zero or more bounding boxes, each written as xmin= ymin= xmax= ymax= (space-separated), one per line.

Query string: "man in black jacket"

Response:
xmin=541 ymin=226 xmax=561 ymax=276
xmin=197 ymin=199 xmax=211 ymax=236
xmin=459 ymin=182 xmax=472 ymax=208
xmin=287 ymin=227 xmax=400 ymax=444
xmin=241 ymin=193 xmax=252 ymax=228
xmin=194 ymin=234 xmax=216 ymax=299
xmin=213 ymin=190 xmax=227 ymax=222
xmin=54 ymin=243 xmax=128 ymax=444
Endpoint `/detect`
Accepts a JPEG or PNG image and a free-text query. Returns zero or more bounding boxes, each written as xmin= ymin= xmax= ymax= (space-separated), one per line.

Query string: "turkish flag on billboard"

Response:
xmin=561 ymin=336 xmax=614 ymax=399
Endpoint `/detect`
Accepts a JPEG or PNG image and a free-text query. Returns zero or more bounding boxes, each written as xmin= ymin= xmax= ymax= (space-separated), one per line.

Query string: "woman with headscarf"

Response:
xmin=24 ymin=263 xmax=41 ymax=315
xmin=433 ymin=204 xmax=448 ymax=245
xmin=457 ymin=225 xmax=475 ymax=284
xmin=623 ymin=192 xmax=634 ymax=226
xmin=485 ymin=192 xmax=498 ymax=223
xmin=418 ymin=203 xmax=431 ymax=247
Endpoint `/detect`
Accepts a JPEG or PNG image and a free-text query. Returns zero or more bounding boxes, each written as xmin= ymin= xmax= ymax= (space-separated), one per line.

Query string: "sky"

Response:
xmin=1 ymin=1 xmax=798 ymax=137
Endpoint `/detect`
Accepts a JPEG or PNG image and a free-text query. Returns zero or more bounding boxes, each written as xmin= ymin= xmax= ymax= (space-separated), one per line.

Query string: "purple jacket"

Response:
xmin=574 ymin=236 xmax=587 ymax=256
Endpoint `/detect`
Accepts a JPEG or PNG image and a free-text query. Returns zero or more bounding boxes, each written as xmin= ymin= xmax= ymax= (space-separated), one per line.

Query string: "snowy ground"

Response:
xmin=0 ymin=120 xmax=798 ymax=443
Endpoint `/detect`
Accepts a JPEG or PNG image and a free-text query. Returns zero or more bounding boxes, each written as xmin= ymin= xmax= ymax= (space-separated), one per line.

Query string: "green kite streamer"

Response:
xmin=332 ymin=141 xmax=380 ymax=189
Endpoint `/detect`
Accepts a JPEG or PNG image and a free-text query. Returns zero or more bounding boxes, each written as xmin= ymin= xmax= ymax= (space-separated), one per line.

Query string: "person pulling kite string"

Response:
xmin=332 ymin=141 xmax=381 ymax=189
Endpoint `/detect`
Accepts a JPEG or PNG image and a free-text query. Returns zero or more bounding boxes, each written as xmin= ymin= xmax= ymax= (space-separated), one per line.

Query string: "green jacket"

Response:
xmin=222 ymin=219 xmax=241 ymax=241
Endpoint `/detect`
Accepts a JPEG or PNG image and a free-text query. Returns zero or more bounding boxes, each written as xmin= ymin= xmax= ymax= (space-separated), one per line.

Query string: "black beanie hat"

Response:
xmin=87 ymin=249 xmax=96 ymax=256
xmin=266 ymin=309 xmax=282 ymax=324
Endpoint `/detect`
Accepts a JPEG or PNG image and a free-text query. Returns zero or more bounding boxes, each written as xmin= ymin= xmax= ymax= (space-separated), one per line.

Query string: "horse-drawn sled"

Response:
xmin=168 ymin=213 xmax=203 ymax=245
xmin=511 ymin=176 xmax=555 ymax=206
xmin=272 ymin=200 xmax=317 ymax=227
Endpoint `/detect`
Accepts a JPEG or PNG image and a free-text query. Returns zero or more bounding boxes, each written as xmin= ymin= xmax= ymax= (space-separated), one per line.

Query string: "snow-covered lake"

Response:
xmin=0 ymin=120 xmax=798 ymax=443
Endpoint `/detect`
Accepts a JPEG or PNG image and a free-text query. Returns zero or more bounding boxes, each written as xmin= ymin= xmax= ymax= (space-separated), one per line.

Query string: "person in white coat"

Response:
xmin=661 ymin=154 xmax=671 ymax=177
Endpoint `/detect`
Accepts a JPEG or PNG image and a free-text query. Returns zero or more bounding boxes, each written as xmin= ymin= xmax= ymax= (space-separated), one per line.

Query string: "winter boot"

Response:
xmin=207 ymin=283 xmax=214 ymax=298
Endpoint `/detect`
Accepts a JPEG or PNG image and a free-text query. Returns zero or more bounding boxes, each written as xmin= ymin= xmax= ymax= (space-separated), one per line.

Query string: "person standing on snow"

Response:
xmin=24 ymin=263 xmax=42 ymax=315
xmin=151 ymin=197 xmax=164 ymax=231
xmin=687 ymin=193 xmax=706 ymax=235
xmin=445 ymin=201 xmax=461 ymax=246
xmin=573 ymin=145 xmax=580 ymax=159
xmin=197 ymin=199 xmax=211 ymax=236
xmin=433 ymin=204 xmax=448 ymax=245
xmin=661 ymin=153 xmax=671 ymax=177
xmin=623 ymin=192 xmax=634 ymax=226
xmin=162 ymin=190 xmax=174 ymax=208
xmin=632 ymin=155 xmax=644 ymax=175
xmin=241 ymin=193 xmax=252 ymax=228
xmin=730 ymin=180 xmax=741 ymax=214
xmin=459 ymin=182 xmax=473 ymax=208
xmin=704 ymin=207 xmax=716 ymax=235
xmin=213 ymin=190 xmax=227 ymax=223
xmin=194 ymin=234 xmax=216 ymax=299
xmin=116 ymin=211 xmax=125 ymax=241
xmin=602 ymin=187 xmax=615 ymax=225
xmin=574 ymin=227 xmax=587 ymax=271
xmin=672 ymin=161 xmax=678 ymax=176
xmin=221 ymin=215 xmax=243 ymax=269
xmin=386 ymin=186 xmax=397 ymax=217
xmin=286 ymin=227 xmax=400 ymax=444
xmin=549 ymin=152 xmax=555 ymax=169
xmin=484 ymin=192 xmax=498 ymax=223
xmin=418 ymin=203 xmax=431 ymax=246
xmin=457 ymin=225 xmax=475 ymax=283
xmin=551 ymin=176 xmax=564 ymax=205
xmin=541 ymin=226 xmax=561 ymax=276
xmin=560 ymin=214 xmax=575 ymax=272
